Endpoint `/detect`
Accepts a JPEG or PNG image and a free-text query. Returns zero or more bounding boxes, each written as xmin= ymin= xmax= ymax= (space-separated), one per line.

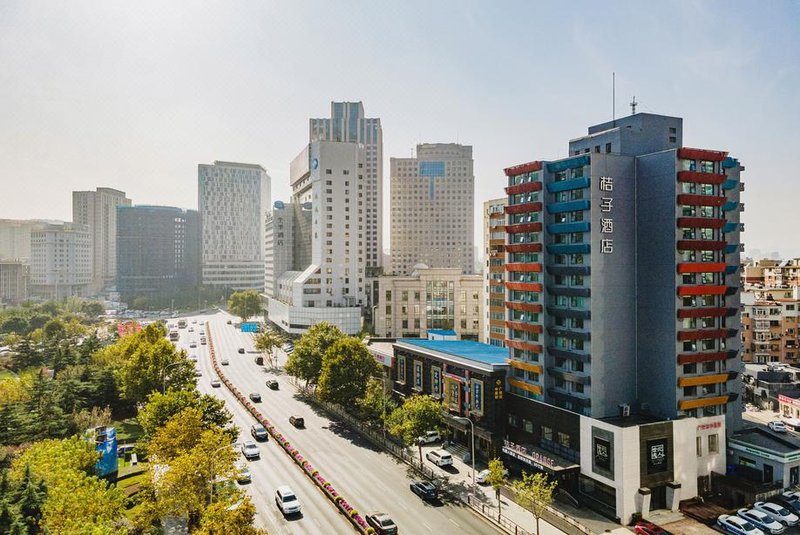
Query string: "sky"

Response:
xmin=1 ymin=1 xmax=798 ymax=257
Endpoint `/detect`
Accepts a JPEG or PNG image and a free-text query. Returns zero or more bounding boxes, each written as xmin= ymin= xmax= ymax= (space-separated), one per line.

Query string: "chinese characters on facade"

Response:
xmin=599 ymin=176 xmax=614 ymax=254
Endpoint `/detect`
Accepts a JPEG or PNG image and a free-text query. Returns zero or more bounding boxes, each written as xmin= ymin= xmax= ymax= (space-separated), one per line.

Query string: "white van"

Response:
xmin=426 ymin=449 xmax=453 ymax=467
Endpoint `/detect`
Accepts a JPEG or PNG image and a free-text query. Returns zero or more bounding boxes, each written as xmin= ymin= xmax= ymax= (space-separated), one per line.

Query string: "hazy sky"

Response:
xmin=1 ymin=1 xmax=798 ymax=256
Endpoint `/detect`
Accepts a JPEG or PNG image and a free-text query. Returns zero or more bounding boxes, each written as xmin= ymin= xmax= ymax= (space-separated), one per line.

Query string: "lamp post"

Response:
xmin=162 ymin=361 xmax=183 ymax=394
xmin=209 ymin=443 xmax=233 ymax=504
xmin=453 ymin=416 xmax=476 ymax=486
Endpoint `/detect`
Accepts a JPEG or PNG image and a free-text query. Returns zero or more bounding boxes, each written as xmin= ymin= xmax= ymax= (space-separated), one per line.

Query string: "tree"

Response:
xmin=71 ymin=406 xmax=112 ymax=434
xmin=138 ymin=389 xmax=233 ymax=441
xmin=284 ymin=322 xmax=344 ymax=387
xmin=227 ymin=291 xmax=262 ymax=322
xmin=317 ymin=338 xmax=380 ymax=406
xmin=254 ymin=328 xmax=283 ymax=369
xmin=40 ymin=469 xmax=125 ymax=533
xmin=386 ymin=395 xmax=443 ymax=466
xmin=512 ymin=471 xmax=557 ymax=535
xmin=147 ymin=407 xmax=206 ymax=462
xmin=10 ymin=437 xmax=99 ymax=482
xmin=357 ymin=376 xmax=398 ymax=423
xmin=197 ymin=497 xmax=263 ymax=535
xmin=486 ymin=458 xmax=507 ymax=515
xmin=42 ymin=318 xmax=66 ymax=342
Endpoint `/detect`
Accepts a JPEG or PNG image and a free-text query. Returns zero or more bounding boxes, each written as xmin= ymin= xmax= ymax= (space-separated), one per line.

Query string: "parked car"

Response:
xmin=289 ymin=415 xmax=304 ymax=428
xmin=210 ymin=379 xmax=221 ymax=388
xmin=366 ymin=512 xmax=398 ymax=534
xmin=718 ymin=514 xmax=765 ymax=535
xmin=275 ymin=486 xmax=301 ymax=515
xmin=235 ymin=463 xmax=251 ymax=484
xmin=426 ymin=449 xmax=453 ymax=467
xmin=266 ymin=379 xmax=279 ymax=390
xmin=416 ymin=430 xmax=441 ymax=445
xmin=780 ymin=492 xmax=800 ymax=514
xmin=238 ymin=348 xmax=245 ymax=354
xmin=409 ymin=480 xmax=437 ymax=501
xmin=476 ymin=468 xmax=509 ymax=485
xmin=738 ymin=508 xmax=786 ymax=534
xmin=240 ymin=441 xmax=260 ymax=460
xmin=221 ymin=359 xmax=229 ymax=365
xmin=227 ymin=320 xmax=232 ymax=325
xmin=754 ymin=502 xmax=799 ymax=526
xmin=189 ymin=342 xmax=197 ymax=348
xmin=768 ymin=421 xmax=787 ymax=433
xmin=249 ymin=393 xmax=261 ymax=402
xmin=250 ymin=424 xmax=268 ymax=441
xmin=633 ymin=520 xmax=672 ymax=535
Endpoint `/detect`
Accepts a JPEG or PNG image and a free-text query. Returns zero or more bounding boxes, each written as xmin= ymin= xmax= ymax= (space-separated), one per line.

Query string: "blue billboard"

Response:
xmin=240 ymin=322 xmax=260 ymax=333
xmin=94 ymin=427 xmax=118 ymax=477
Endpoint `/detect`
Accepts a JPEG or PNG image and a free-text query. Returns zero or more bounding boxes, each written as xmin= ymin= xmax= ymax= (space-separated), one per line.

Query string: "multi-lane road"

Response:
xmin=175 ymin=311 xmax=499 ymax=534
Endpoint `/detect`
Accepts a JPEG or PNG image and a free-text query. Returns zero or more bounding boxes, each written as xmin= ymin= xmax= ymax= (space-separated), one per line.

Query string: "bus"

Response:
xmin=177 ymin=319 xmax=187 ymax=329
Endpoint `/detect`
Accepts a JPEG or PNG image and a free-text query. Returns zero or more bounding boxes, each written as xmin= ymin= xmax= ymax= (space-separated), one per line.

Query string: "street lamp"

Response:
xmin=452 ymin=416 xmax=476 ymax=486
xmin=162 ymin=361 xmax=183 ymax=394
xmin=209 ymin=443 xmax=233 ymax=504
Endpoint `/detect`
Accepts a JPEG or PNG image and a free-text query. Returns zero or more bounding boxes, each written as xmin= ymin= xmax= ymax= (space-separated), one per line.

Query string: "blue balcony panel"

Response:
xmin=547 ymin=199 xmax=591 ymax=214
xmin=546 ymin=155 xmax=591 ymax=173
xmin=547 ymin=177 xmax=591 ymax=193
xmin=722 ymin=222 xmax=737 ymax=233
xmin=721 ymin=179 xmax=738 ymax=190
xmin=547 ymin=221 xmax=591 ymax=234
xmin=546 ymin=243 xmax=591 ymax=255
xmin=722 ymin=201 xmax=739 ymax=212
xmin=721 ymin=157 xmax=738 ymax=169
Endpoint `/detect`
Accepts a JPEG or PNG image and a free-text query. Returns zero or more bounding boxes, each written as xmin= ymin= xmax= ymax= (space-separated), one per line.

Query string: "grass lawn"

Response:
xmin=113 ymin=418 xmax=143 ymax=443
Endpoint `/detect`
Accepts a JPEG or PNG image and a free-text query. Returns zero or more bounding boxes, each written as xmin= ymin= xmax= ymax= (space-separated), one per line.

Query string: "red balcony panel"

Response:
xmin=677 ymin=307 xmax=726 ymax=319
xmin=677 ymin=263 xmax=726 ymax=274
xmin=505 ymin=282 xmax=544 ymax=292
xmin=505 ymin=243 xmax=543 ymax=253
xmin=506 ymin=263 xmax=543 ymax=273
xmin=677 ymin=240 xmax=726 ymax=251
xmin=677 ymin=328 xmax=729 ymax=342
xmin=506 ymin=302 xmax=544 ymax=313
xmin=677 ymin=351 xmax=728 ymax=365
xmin=506 ymin=339 xmax=544 ymax=353
xmin=677 ymin=171 xmax=726 ymax=185
xmin=677 ymin=194 xmax=727 ymax=207
xmin=506 ymin=222 xmax=543 ymax=234
xmin=676 ymin=217 xmax=725 ymax=229
xmin=504 ymin=161 xmax=542 ymax=177
xmin=677 ymin=285 xmax=727 ymax=296
xmin=506 ymin=321 xmax=543 ymax=334
xmin=505 ymin=181 xmax=543 ymax=196
xmin=505 ymin=202 xmax=543 ymax=215
xmin=678 ymin=147 xmax=728 ymax=162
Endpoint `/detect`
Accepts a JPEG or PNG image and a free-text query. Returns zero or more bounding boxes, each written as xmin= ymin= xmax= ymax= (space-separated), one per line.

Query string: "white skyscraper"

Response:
xmin=198 ymin=161 xmax=270 ymax=290
xmin=29 ymin=222 xmax=92 ymax=299
xmin=390 ymin=143 xmax=475 ymax=276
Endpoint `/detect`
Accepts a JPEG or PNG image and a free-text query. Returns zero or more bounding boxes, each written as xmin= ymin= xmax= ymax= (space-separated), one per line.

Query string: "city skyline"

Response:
xmin=1 ymin=2 xmax=798 ymax=256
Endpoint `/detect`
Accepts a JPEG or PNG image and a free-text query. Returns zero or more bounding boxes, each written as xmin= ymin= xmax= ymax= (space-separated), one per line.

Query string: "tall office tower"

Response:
xmin=267 ymin=142 xmax=365 ymax=335
xmin=0 ymin=219 xmax=53 ymax=261
xmin=72 ymin=188 xmax=131 ymax=292
xmin=390 ymin=143 xmax=475 ymax=276
xmin=0 ymin=261 xmax=28 ymax=304
xmin=116 ymin=206 xmax=200 ymax=297
xmin=264 ymin=201 xmax=312 ymax=299
xmin=310 ymin=102 xmax=383 ymax=309
xmin=198 ymin=161 xmax=270 ymax=291
xmin=29 ymin=222 xmax=92 ymax=299
xmin=482 ymin=198 xmax=507 ymax=346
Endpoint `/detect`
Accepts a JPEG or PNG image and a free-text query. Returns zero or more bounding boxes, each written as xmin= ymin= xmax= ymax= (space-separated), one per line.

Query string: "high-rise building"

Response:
xmin=0 ymin=261 xmax=28 ymax=304
xmin=390 ymin=143 xmax=474 ymax=276
xmin=0 ymin=219 xmax=53 ymax=262
xmin=198 ymin=161 xmax=270 ymax=291
xmin=29 ymin=222 xmax=92 ymax=299
xmin=310 ymin=102 xmax=383 ymax=309
xmin=116 ymin=206 xmax=201 ymax=296
xmin=482 ymin=198 xmax=507 ymax=346
xmin=72 ymin=188 xmax=131 ymax=291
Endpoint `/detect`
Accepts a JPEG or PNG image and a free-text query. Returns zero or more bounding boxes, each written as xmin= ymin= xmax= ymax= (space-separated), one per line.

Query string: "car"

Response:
xmin=200 ymin=340 xmax=207 ymax=345
xmin=275 ymin=486 xmax=301 ymax=515
xmin=240 ymin=441 xmax=260 ymax=460
xmin=738 ymin=508 xmax=786 ymax=534
xmin=718 ymin=514 xmax=765 ymax=535
xmin=192 ymin=320 xmax=197 ymax=324
xmin=221 ymin=359 xmax=229 ymax=366
xmin=199 ymin=331 xmax=205 ymax=336
xmin=189 ymin=355 xmax=197 ymax=361
xmin=426 ymin=449 xmax=453 ymax=467
xmin=249 ymin=393 xmax=261 ymax=402
xmin=409 ymin=479 xmax=437 ymax=501
xmin=754 ymin=502 xmax=799 ymax=526
xmin=289 ymin=415 xmax=304 ymax=428
xmin=194 ymin=370 xmax=202 ymax=377
xmin=266 ymin=379 xmax=279 ymax=390
xmin=366 ymin=512 xmax=398 ymax=535
xmin=475 ymin=468 xmax=509 ymax=485
xmin=417 ymin=430 xmax=441 ymax=445
xmin=238 ymin=348 xmax=245 ymax=354
xmin=210 ymin=379 xmax=221 ymax=388
xmin=188 ymin=327 xmax=194 ymax=332
xmin=189 ymin=342 xmax=197 ymax=348
xmin=250 ymin=424 xmax=268 ymax=441
xmin=769 ymin=421 xmax=787 ymax=433
xmin=227 ymin=320 xmax=232 ymax=325
xmin=235 ymin=463 xmax=251 ymax=484
xmin=780 ymin=492 xmax=800 ymax=513
xmin=633 ymin=520 xmax=672 ymax=535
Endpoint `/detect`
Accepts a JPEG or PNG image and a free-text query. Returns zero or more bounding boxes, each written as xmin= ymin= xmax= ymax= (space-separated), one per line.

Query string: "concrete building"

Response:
xmin=198 ymin=161 xmax=270 ymax=290
xmin=764 ymin=259 xmax=800 ymax=288
xmin=72 ymin=187 xmax=131 ymax=291
xmin=741 ymin=294 xmax=800 ymax=364
xmin=29 ymin=222 xmax=92 ymax=299
xmin=310 ymin=102 xmax=383 ymax=311
xmin=266 ymin=142 xmax=364 ymax=335
xmin=0 ymin=261 xmax=28 ymax=304
xmin=482 ymin=198 xmax=507 ymax=346
xmin=0 ymin=219 xmax=53 ymax=262
xmin=116 ymin=206 xmax=200 ymax=296
xmin=375 ymin=267 xmax=482 ymax=339
xmin=743 ymin=258 xmax=781 ymax=286
xmin=390 ymin=143 xmax=475 ymax=276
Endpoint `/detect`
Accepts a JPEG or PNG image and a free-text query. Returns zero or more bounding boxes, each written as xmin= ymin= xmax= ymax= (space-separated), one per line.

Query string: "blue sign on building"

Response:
xmin=240 ymin=322 xmax=260 ymax=333
xmin=94 ymin=427 xmax=118 ymax=478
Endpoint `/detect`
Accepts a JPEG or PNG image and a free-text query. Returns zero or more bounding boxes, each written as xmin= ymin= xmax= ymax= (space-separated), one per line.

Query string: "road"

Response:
xmin=188 ymin=311 xmax=500 ymax=535
xmin=176 ymin=317 xmax=351 ymax=534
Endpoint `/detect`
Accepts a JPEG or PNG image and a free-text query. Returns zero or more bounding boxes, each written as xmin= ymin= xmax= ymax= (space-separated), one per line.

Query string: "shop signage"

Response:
xmin=594 ymin=437 xmax=611 ymax=470
xmin=697 ymin=421 xmax=722 ymax=431
xmin=646 ymin=438 xmax=668 ymax=475
xmin=729 ymin=441 xmax=800 ymax=463
xmin=779 ymin=394 xmax=800 ymax=409
xmin=502 ymin=440 xmax=555 ymax=469
xmin=599 ymin=176 xmax=614 ymax=254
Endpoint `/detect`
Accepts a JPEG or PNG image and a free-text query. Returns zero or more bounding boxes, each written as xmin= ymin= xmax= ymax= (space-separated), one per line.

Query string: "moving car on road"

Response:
xmin=754 ymin=502 xmax=799 ymax=526
xmin=240 ymin=441 xmax=260 ymax=460
xmin=366 ymin=512 xmax=398 ymax=534
xmin=221 ymin=359 xmax=229 ymax=365
xmin=235 ymin=463 xmax=251 ymax=484
xmin=738 ymin=508 xmax=785 ymax=534
xmin=426 ymin=449 xmax=453 ymax=467
xmin=189 ymin=342 xmax=197 ymax=348
xmin=275 ymin=486 xmax=301 ymax=516
xmin=717 ymin=515 xmax=764 ymax=535
xmin=249 ymin=393 xmax=261 ymax=402
xmin=266 ymin=379 xmax=279 ymax=390
xmin=210 ymin=379 xmax=221 ymax=388
xmin=289 ymin=415 xmax=304 ymax=428
xmin=250 ymin=424 xmax=268 ymax=441
xmin=410 ymin=480 xmax=437 ymax=501
xmin=238 ymin=347 xmax=245 ymax=354
xmin=769 ymin=421 xmax=787 ymax=433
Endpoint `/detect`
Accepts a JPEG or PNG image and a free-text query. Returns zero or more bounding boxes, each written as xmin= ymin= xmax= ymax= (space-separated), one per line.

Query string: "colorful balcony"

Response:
xmin=505 ymin=243 xmax=543 ymax=253
xmin=724 ymin=243 xmax=739 ymax=254
xmin=505 ymin=180 xmax=543 ymax=196
xmin=677 ymin=285 xmax=727 ymax=296
xmin=506 ymin=301 xmax=543 ymax=313
xmin=505 ymin=263 xmax=543 ymax=273
xmin=508 ymin=378 xmax=543 ymax=396
xmin=505 ymin=201 xmax=543 ymax=215
xmin=489 ymin=239 xmax=505 ymax=247
xmin=677 ymin=171 xmax=726 ymax=185
xmin=677 ymin=194 xmax=727 ymax=207
xmin=678 ymin=395 xmax=729 ymax=411
xmin=721 ymin=179 xmax=738 ymax=190
xmin=677 ymin=263 xmax=726 ymax=274
xmin=547 ymin=199 xmax=591 ymax=214
xmin=504 ymin=161 xmax=542 ymax=177
xmin=721 ymin=156 xmax=738 ymax=169
xmin=722 ymin=201 xmax=740 ymax=212
xmin=722 ymin=222 xmax=738 ymax=233
xmin=505 ymin=339 xmax=543 ymax=353
xmin=677 ymin=307 xmax=726 ymax=319
xmin=506 ymin=321 xmax=543 ymax=334
xmin=677 ymin=328 xmax=730 ymax=342
xmin=547 ymin=177 xmax=590 ymax=193
xmin=505 ymin=281 xmax=543 ymax=292
xmin=677 ymin=147 xmax=728 ymax=162
xmin=506 ymin=222 xmax=543 ymax=234
xmin=509 ymin=360 xmax=544 ymax=374
xmin=546 ymin=243 xmax=590 ymax=255
xmin=676 ymin=240 xmax=725 ymax=251
xmin=677 ymin=374 xmax=729 ymax=387
xmin=725 ymin=265 xmax=739 ymax=275
xmin=676 ymin=217 xmax=725 ymax=229
xmin=546 ymin=155 xmax=591 ymax=173
xmin=677 ymin=351 xmax=728 ymax=365
xmin=547 ymin=221 xmax=591 ymax=234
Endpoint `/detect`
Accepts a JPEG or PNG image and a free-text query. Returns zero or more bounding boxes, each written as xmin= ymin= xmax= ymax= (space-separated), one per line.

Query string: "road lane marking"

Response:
xmin=449 ymin=517 xmax=460 ymax=528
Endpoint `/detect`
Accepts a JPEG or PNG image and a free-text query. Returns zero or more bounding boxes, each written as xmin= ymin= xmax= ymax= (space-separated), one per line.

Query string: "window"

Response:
xmin=708 ymin=434 xmax=719 ymax=453
xmin=696 ymin=436 xmax=703 ymax=457
xmin=605 ymin=142 xmax=612 ymax=153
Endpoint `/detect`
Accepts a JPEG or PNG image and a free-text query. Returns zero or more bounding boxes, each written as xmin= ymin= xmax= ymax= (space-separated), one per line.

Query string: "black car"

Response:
xmin=410 ymin=480 xmax=437 ymax=501
xmin=266 ymin=379 xmax=279 ymax=390
xmin=250 ymin=424 xmax=268 ymax=441
xmin=238 ymin=348 xmax=245 ymax=354
xmin=249 ymin=392 xmax=261 ymax=402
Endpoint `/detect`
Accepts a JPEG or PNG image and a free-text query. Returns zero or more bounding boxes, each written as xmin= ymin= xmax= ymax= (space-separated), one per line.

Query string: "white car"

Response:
xmin=476 ymin=468 xmax=509 ymax=484
xmin=768 ymin=421 xmax=787 ymax=433
xmin=754 ymin=502 xmax=799 ymax=526
xmin=718 ymin=514 xmax=765 ymax=535
xmin=275 ymin=486 xmax=301 ymax=515
xmin=240 ymin=441 xmax=260 ymax=460
xmin=425 ymin=449 xmax=452 ymax=467
xmin=417 ymin=430 xmax=441 ymax=444
xmin=738 ymin=508 xmax=786 ymax=534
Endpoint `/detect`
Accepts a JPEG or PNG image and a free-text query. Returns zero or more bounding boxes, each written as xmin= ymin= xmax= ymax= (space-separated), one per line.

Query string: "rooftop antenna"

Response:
xmin=612 ymin=72 xmax=616 ymax=126
xmin=630 ymin=96 xmax=638 ymax=115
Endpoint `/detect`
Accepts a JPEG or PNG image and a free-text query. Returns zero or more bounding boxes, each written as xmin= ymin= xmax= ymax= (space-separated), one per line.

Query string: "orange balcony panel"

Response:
xmin=489 ymin=211 xmax=505 ymax=219
xmin=677 ymin=240 xmax=725 ymax=251
xmin=678 ymin=147 xmax=728 ymax=162
xmin=677 ymin=307 xmax=726 ymax=319
xmin=677 ymin=351 xmax=728 ymax=365
xmin=505 ymin=243 xmax=543 ymax=253
xmin=506 ymin=302 xmax=544 ymax=313
xmin=506 ymin=339 xmax=543 ymax=353
xmin=489 ymin=306 xmax=505 ymax=313
xmin=505 ymin=202 xmax=543 ymax=215
xmin=677 ymin=285 xmax=727 ymax=297
xmin=677 ymin=263 xmax=726 ymax=274
xmin=504 ymin=161 xmax=542 ymax=177
xmin=677 ymin=194 xmax=727 ymax=207
xmin=508 ymin=377 xmax=543 ymax=395
xmin=489 ymin=239 xmax=506 ymax=247
xmin=506 ymin=263 xmax=543 ymax=273
xmin=506 ymin=222 xmax=543 ymax=234
xmin=677 ymin=171 xmax=727 ymax=185
xmin=677 ymin=328 xmax=729 ymax=342
xmin=506 ymin=321 xmax=543 ymax=334
xmin=678 ymin=373 xmax=729 ymax=387
xmin=509 ymin=360 xmax=544 ymax=374
xmin=489 ymin=265 xmax=505 ymax=273
xmin=505 ymin=181 xmax=543 ymax=196
xmin=677 ymin=217 xmax=725 ymax=229
xmin=505 ymin=282 xmax=543 ymax=292
xmin=678 ymin=395 xmax=729 ymax=411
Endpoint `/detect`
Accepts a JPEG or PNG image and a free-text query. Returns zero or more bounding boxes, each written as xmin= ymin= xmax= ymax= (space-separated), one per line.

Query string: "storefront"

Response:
xmin=501 ymin=439 xmax=579 ymax=490
xmin=728 ymin=427 xmax=800 ymax=489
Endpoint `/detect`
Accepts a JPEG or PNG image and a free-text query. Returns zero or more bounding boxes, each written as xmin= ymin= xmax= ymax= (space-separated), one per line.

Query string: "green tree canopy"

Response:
xmin=197 ymin=496 xmax=263 ymax=535
xmin=138 ymin=389 xmax=234 ymax=441
xmin=512 ymin=471 xmax=557 ymax=535
xmin=148 ymin=407 xmax=206 ymax=462
xmin=386 ymin=395 xmax=443 ymax=464
xmin=357 ymin=376 xmax=397 ymax=423
xmin=317 ymin=338 xmax=380 ymax=406
xmin=254 ymin=328 xmax=283 ymax=368
xmin=227 ymin=291 xmax=262 ymax=322
xmin=486 ymin=458 xmax=508 ymax=514
xmin=284 ymin=322 xmax=344 ymax=387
